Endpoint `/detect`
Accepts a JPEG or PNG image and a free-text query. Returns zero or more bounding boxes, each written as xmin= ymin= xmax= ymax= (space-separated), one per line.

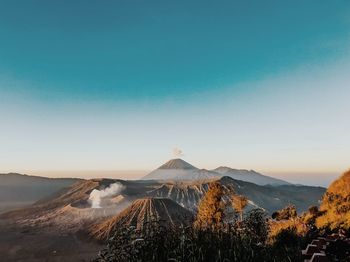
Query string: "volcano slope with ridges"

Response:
xmin=90 ymin=197 xmax=193 ymax=240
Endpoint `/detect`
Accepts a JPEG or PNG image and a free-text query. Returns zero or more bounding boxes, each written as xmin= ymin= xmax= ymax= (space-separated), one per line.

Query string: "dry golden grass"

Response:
xmin=316 ymin=170 xmax=350 ymax=230
xmin=268 ymin=217 xmax=308 ymax=243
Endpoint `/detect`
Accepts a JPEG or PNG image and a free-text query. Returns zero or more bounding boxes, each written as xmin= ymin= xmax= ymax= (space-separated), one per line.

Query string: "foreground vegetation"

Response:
xmin=96 ymin=210 xmax=308 ymax=262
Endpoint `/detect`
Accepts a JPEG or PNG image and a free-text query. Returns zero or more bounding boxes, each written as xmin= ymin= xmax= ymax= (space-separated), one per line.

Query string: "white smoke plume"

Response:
xmin=89 ymin=183 xmax=125 ymax=208
xmin=173 ymin=147 xmax=184 ymax=158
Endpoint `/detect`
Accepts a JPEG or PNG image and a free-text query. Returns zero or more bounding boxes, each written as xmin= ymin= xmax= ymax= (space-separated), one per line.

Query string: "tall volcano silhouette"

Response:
xmin=157 ymin=158 xmax=197 ymax=170
xmin=142 ymin=159 xmax=218 ymax=181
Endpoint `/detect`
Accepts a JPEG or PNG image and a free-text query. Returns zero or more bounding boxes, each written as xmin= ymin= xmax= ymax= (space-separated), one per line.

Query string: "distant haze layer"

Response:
xmin=23 ymin=170 xmax=148 ymax=180
xmin=6 ymin=169 xmax=339 ymax=187
xmin=265 ymin=171 xmax=341 ymax=187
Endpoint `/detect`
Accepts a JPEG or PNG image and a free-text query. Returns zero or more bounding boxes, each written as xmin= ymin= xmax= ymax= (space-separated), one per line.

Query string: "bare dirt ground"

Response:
xmin=0 ymin=219 xmax=103 ymax=262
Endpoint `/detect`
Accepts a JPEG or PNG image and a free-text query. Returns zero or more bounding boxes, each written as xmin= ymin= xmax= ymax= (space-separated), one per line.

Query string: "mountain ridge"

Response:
xmin=143 ymin=159 xmax=290 ymax=186
xmin=212 ymin=166 xmax=289 ymax=186
xmin=0 ymin=173 xmax=80 ymax=213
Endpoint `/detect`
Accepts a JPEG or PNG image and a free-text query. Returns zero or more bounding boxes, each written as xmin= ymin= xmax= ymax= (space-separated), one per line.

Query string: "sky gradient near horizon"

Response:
xmin=1 ymin=1 xmax=350 ymax=186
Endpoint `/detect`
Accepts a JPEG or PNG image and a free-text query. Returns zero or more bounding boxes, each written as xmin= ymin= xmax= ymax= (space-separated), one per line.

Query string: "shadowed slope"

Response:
xmin=148 ymin=177 xmax=325 ymax=214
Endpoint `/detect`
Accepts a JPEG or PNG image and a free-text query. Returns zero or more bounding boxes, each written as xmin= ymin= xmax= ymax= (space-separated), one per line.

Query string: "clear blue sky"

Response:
xmin=0 ymin=1 xmax=349 ymax=185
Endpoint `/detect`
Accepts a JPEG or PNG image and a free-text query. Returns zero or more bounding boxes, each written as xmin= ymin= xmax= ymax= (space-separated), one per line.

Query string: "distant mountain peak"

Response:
xmin=213 ymin=166 xmax=235 ymax=173
xmin=158 ymin=159 xmax=197 ymax=170
xmin=214 ymin=166 xmax=257 ymax=174
xmin=212 ymin=166 xmax=289 ymax=186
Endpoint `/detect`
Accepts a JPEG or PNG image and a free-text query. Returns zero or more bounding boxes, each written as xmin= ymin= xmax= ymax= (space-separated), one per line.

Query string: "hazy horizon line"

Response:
xmin=1 ymin=169 xmax=342 ymax=187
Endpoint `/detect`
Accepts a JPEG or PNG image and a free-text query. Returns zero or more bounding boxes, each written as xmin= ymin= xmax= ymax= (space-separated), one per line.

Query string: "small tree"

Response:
xmin=194 ymin=182 xmax=226 ymax=230
xmin=244 ymin=209 xmax=268 ymax=244
xmin=232 ymin=194 xmax=248 ymax=221
xmin=272 ymin=205 xmax=297 ymax=221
